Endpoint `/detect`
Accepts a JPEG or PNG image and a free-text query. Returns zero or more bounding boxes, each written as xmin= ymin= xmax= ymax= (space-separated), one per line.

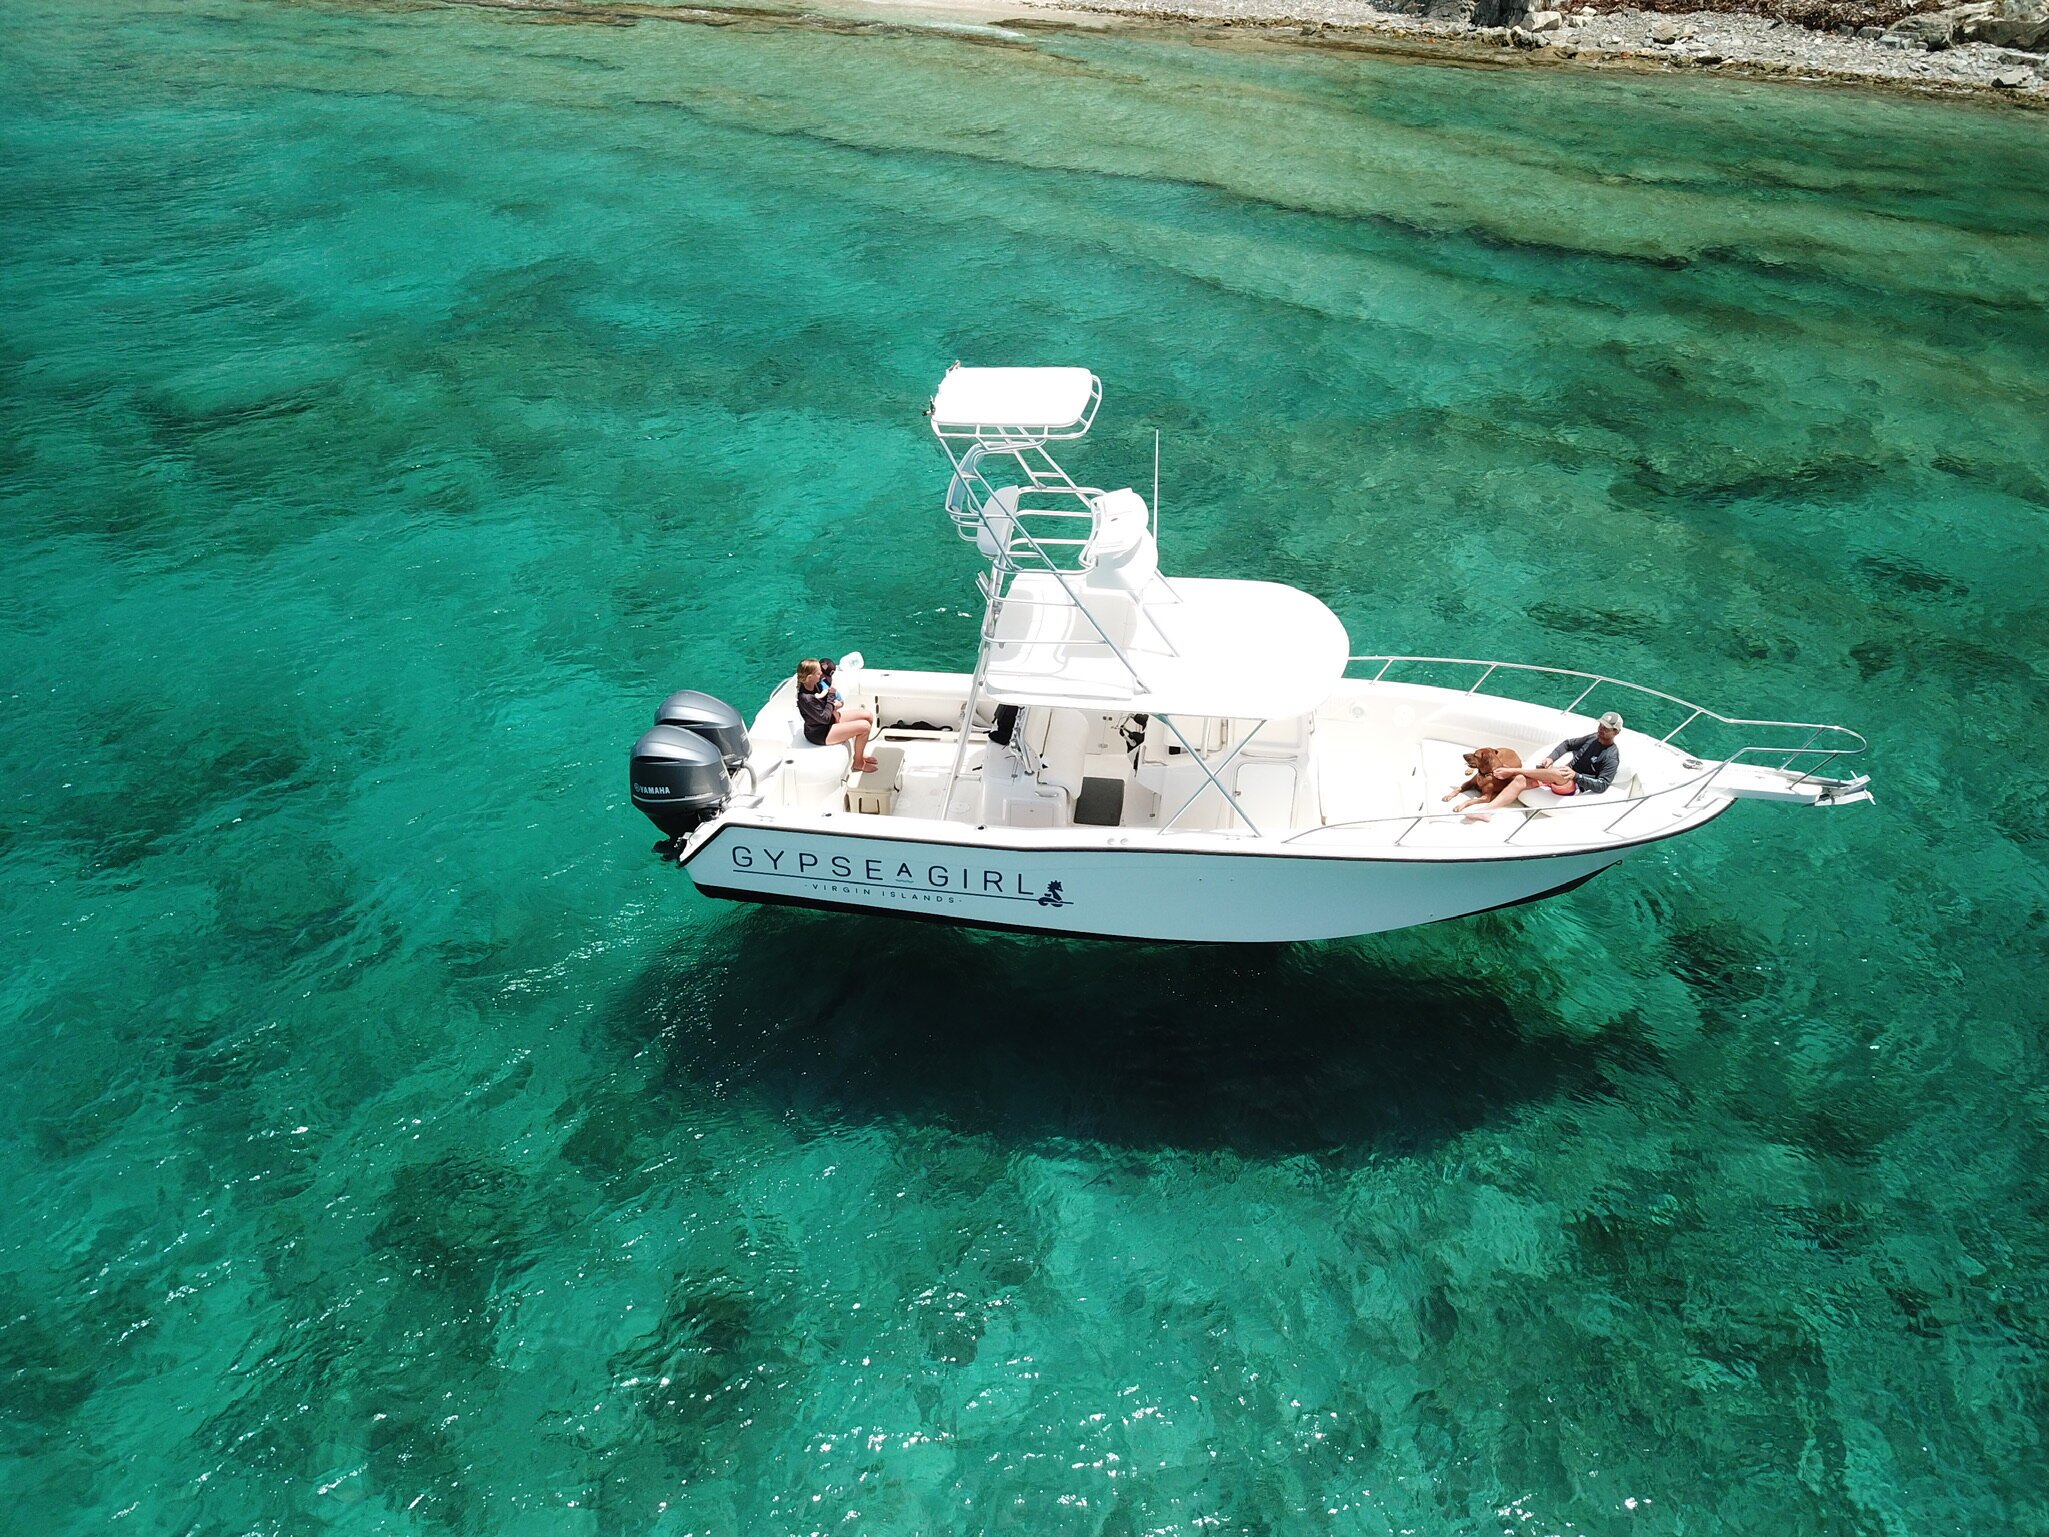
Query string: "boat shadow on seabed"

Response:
xmin=604 ymin=906 xmax=1658 ymax=1161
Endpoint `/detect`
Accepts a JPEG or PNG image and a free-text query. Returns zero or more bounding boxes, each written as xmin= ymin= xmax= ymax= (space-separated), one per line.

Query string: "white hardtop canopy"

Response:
xmin=983 ymin=574 xmax=1351 ymax=721
xmin=931 ymin=366 xmax=1100 ymax=439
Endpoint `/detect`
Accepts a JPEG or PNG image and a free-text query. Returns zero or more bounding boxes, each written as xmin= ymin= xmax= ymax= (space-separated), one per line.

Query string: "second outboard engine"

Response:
xmin=630 ymin=725 xmax=731 ymax=841
xmin=655 ymin=690 xmax=750 ymax=775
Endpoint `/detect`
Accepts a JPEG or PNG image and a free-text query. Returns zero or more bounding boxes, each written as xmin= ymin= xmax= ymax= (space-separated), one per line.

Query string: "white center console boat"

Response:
xmin=628 ymin=366 xmax=1870 ymax=943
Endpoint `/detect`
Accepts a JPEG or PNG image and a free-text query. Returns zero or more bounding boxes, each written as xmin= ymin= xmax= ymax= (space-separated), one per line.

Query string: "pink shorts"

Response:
xmin=1549 ymin=777 xmax=1577 ymax=796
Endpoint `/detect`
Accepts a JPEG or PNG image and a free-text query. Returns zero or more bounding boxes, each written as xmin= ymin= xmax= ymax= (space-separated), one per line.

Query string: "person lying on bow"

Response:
xmin=1464 ymin=710 xmax=1623 ymax=822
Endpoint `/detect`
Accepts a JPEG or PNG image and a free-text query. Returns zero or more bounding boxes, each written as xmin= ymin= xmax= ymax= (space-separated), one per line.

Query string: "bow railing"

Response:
xmin=1347 ymin=655 xmax=1866 ymax=777
xmin=1281 ymin=656 xmax=1869 ymax=849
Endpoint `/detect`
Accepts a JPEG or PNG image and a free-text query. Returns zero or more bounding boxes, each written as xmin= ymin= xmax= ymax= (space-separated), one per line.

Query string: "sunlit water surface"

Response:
xmin=3 ymin=0 xmax=2047 ymax=1531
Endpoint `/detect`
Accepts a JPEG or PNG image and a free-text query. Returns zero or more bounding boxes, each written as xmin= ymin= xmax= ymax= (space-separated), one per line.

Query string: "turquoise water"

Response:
xmin=5 ymin=0 xmax=2048 ymax=1529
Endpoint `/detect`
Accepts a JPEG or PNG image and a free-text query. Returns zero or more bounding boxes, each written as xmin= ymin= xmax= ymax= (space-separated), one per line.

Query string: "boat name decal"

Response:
xmin=727 ymin=843 xmax=1070 ymax=907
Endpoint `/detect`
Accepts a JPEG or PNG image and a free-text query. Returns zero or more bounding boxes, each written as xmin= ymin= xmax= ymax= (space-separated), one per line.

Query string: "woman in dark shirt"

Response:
xmin=795 ymin=658 xmax=877 ymax=772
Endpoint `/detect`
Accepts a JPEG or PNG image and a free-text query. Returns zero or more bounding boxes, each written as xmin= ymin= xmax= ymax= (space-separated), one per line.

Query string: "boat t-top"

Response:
xmin=628 ymin=366 xmax=1870 ymax=943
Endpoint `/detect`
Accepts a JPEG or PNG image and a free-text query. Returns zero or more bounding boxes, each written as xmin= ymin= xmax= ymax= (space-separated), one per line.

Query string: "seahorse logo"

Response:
xmin=1037 ymin=880 xmax=1069 ymax=908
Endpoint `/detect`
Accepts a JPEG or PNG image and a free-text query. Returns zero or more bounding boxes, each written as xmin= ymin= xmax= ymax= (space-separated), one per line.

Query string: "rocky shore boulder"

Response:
xmin=1883 ymin=5 xmax=1983 ymax=48
xmin=1969 ymin=0 xmax=2049 ymax=48
xmin=1414 ymin=0 xmax=1553 ymax=26
xmin=1417 ymin=0 xmax=1600 ymax=27
xmin=1883 ymin=0 xmax=2048 ymax=50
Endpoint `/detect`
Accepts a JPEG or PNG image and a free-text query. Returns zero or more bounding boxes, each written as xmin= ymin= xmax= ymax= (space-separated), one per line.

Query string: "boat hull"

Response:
xmin=679 ymin=821 xmax=1643 ymax=942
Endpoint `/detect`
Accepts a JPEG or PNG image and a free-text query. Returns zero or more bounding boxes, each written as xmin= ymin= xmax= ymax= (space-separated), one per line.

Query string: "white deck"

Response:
xmin=740 ymin=670 xmax=1732 ymax=859
xmin=679 ymin=668 xmax=1754 ymax=939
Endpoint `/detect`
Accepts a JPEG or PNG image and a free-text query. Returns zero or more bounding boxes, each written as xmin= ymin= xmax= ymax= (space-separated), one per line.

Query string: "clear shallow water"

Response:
xmin=3 ymin=0 xmax=2047 ymax=1530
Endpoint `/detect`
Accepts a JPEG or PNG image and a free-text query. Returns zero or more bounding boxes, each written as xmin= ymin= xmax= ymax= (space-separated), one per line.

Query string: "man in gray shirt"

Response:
xmin=1531 ymin=712 xmax=1623 ymax=795
xmin=1463 ymin=710 xmax=1624 ymax=821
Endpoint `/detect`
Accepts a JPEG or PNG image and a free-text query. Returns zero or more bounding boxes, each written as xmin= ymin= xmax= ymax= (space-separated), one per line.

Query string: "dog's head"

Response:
xmin=1463 ymin=749 xmax=1486 ymax=772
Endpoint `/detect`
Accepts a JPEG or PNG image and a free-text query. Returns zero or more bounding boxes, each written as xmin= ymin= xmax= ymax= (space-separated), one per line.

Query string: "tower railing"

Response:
xmin=935 ymin=415 xmax=1158 ymax=692
xmin=932 ymin=381 xmax=1164 ymax=794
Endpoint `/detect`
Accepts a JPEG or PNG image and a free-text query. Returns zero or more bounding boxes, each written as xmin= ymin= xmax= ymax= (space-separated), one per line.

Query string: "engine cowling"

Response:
xmin=629 ymin=725 xmax=731 ymax=839
xmin=654 ymin=690 xmax=750 ymax=771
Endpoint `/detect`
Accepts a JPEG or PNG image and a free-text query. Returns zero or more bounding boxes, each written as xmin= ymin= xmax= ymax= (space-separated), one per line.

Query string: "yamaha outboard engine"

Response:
xmin=630 ymin=725 xmax=731 ymax=841
xmin=654 ymin=690 xmax=750 ymax=774
xmin=631 ymin=691 xmax=753 ymax=856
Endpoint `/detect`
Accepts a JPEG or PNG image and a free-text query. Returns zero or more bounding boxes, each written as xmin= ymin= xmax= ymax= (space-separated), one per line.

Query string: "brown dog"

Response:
xmin=1445 ymin=746 xmax=1523 ymax=807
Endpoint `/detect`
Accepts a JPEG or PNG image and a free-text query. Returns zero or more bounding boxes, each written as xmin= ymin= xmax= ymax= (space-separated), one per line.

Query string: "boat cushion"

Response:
xmin=1519 ymin=780 xmax=1619 ymax=810
xmin=1083 ymin=489 xmax=1157 ymax=591
xmin=1037 ymin=709 xmax=1089 ymax=798
xmin=786 ymin=718 xmax=849 ymax=755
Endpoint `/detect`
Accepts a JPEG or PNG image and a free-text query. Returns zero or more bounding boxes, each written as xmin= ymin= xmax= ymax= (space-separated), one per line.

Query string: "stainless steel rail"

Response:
xmin=1282 ymin=655 xmax=1869 ymax=848
xmin=1350 ymin=655 xmax=1866 ymax=772
xmin=935 ymin=395 xmax=1160 ymax=804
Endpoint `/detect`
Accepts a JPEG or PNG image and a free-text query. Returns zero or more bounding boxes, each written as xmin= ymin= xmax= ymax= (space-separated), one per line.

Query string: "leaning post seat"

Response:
xmin=1081 ymin=489 xmax=1155 ymax=589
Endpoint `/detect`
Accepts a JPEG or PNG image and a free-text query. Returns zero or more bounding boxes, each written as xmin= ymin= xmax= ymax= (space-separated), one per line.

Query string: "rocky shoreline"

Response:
xmin=461 ymin=0 xmax=2049 ymax=99
xmin=1010 ymin=0 xmax=2049 ymax=97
